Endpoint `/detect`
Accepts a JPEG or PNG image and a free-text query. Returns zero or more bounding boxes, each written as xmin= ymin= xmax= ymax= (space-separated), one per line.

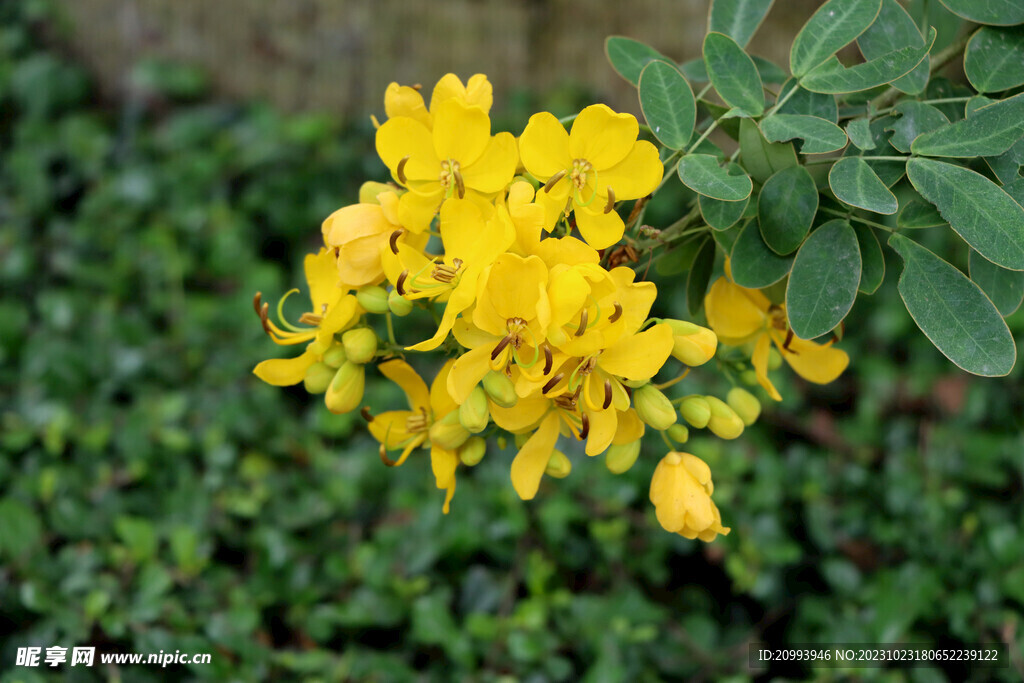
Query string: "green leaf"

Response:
xmin=906 ymin=157 xmax=1024 ymax=270
xmin=738 ymin=118 xmax=798 ymax=183
xmin=965 ymin=26 xmax=1024 ymax=93
xmin=605 ymin=36 xmax=673 ymax=87
xmin=704 ymin=32 xmax=765 ymax=117
xmin=790 ymin=0 xmax=881 ymax=77
xmin=730 ymin=219 xmax=794 ymax=287
xmin=700 ymin=193 xmax=750 ymax=230
xmin=829 ymin=157 xmax=899 ymax=214
xmin=776 ymin=79 xmax=839 ymax=122
xmin=713 ymin=220 xmax=745 ymax=252
xmin=898 ymin=198 xmax=947 ymax=228
xmin=886 ymin=101 xmax=949 ymax=153
xmin=854 ymin=223 xmax=885 ymax=293
xmin=936 ymin=0 xmax=1024 ymax=26
xmin=0 ymin=499 xmax=43 ymax=560
xmin=677 ymin=154 xmax=752 ymax=201
xmin=638 ymin=61 xmax=696 ymax=150
xmin=680 ymin=58 xmax=709 ymax=82
xmin=970 ymin=249 xmax=1024 ymax=316
xmin=888 ymin=233 xmax=1016 ymax=376
xmin=655 ymin=236 xmax=707 ymax=275
xmin=760 ymin=114 xmax=848 ymax=154
xmin=787 ymin=219 xmax=861 ymax=339
xmin=758 ymin=166 xmax=819 ymax=254
xmin=857 ymin=0 xmax=930 ymax=95
xmin=800 ymin=28 xmax=936 ymax=94
xmin=846 ymin=118 xmax=876 ymax=150
xmin=687 ymin=239 xmax=716 ymax=315
xmin=912 ymin=93 xmax=1024 ymax=157
xmin=752 ymin=56 xmax=789 ymax=84
xmin=709 ymin=0 xmax=776 ymax=46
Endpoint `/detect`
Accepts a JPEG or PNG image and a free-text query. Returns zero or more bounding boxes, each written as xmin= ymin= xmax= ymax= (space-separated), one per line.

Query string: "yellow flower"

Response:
xmin=381 ymin=73 xmax=493 ymax=129
xmin=649 ymin=452 xmax=730 ymax=542
xmin=518 ymin=104 xmax=662 ymax=249
xmin=367 ymin=358 xmax=463 ymax=513
xmin=704 ymin=276 xmax=849 ymax=401
xmin=321 ymin=190 xmax=428 ymax=288
xmin=376 ymin=98 xmax=518 ymax=232
xmin=252 ymin=248 xmax=359 ymax=386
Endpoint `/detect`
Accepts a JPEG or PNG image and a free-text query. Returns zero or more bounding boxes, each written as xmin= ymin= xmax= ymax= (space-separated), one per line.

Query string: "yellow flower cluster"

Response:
xmin=251 ymin=74 xmax=850 ymax=542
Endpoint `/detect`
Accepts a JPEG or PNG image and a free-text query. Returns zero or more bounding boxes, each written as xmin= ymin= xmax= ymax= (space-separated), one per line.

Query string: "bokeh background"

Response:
xmin=1 ymin=0 xmax=1023 ymax=680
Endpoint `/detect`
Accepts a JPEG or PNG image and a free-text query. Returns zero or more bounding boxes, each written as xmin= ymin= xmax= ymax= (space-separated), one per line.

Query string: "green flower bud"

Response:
xmin=667 ymin=423 xmax=690 ymax=444
xmin=633 ymin=384 xmax=677 ymax=431
xmin=481 ymin=371 xmax=517 ymax=408
xmin=458 ymin=386 xmax=490 ymax=434
xmin=303 ymin=361 xmax=335 ymax=394
xmin=767 ymin=348 xmax=782 ymax=371
xmin=664 ymin=319 xmax=718 ymax=366
xmin=321 ymin=344 xmax=348 ymax=368
xmin=496 ymin=435 xmax=508 ymax=450
xmin=622 ymin=378 xmax=649 ymax=389
xmin=429 ymin=411 xmax=470 ymax=451
xmin=705 ymin=396 xmax=744 ymax=439
xmin=324 ymin=362 xmax=365 ymax=415
xmin=513 ymin=432 xmax=529 ymax=448
xmin=605 ymin=440 xmax=641 ymax=474
xmin=739 ymin=369 xmax=758 ymax=386
xmin=388 ymin=289 xmax=413 ymax=317
xmin=356 ymin=284 xmax=390 ymax=314
xmin=342 ymin=327 xmax=378 ymax=364
xmin=545 ymin=449 xmax=572 ymax=479
xmin=358 ymin=180 xmax=394 ymax=204
xmin=680 ymin=396 xmax=711 ymax=429
xmin=726 ymin=387 xmax=761 ymax=426
xmin=459 ymin=436 xmax=486 ymax=466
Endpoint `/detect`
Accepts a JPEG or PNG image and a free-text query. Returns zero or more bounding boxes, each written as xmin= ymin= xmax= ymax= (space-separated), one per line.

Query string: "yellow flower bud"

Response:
xmin=458 ymin=386 xmax=490 ymax=434
xmin=321 ymin=344 xmax=348 ymax=368
xmin=704 ymin=396 xmax=744 ymax=439
xmin=429 ymin=411 xmax=471 ymax=451
xmin=481 ymin=371 xmax=517 ymax=408
xmin=726 ymin=387 xmax=761 ymax=426
xmin=649 ymin=451 xmax=729 ymax=541
xmin=459 ymin=436 xmax=486 ymax=466
xmin=667 ymin=423 xmax=690 ymax=444
xmin=341 ymin=328 xmax=378 ymax=364
xmin=324 ymin=361 xmax=365 ymax=414
xmin=358 ymin=181 xmax=395 ymax=204
xmin=545 ymin=449 xmax=572 ymax=479
xmin=664 ymin=319 xmax=717 ymax=366
xmin=356 ymin=284 xmax=390 ymax=314
xmin=388 ymin=289 xmax=413 ymax=317
xmin=679 ymin=396 xmax=711 ymax=429
xmin=633 ymin=384 xmax=677 ymax=431
xmin=605 ymin=440 xmax=641 ymax=474
xmin=303 ymin=361 xmax=335 ymax=394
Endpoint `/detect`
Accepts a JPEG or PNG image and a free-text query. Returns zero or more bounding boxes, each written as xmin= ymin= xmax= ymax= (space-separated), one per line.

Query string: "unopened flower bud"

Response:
xmin=705 ymin=396 xmax=744 ymax=439
xmin=514 ymin=432 xmax=529 ymax=448
xmin=633 ymin=384 xmax=677 ymax=431
xmin=667 ymin=423 xmax=690 ymax=444
xmin=481 ymin=371 xmax=517 ymax=408
xmin=622 ymin=378 xmax=649 ymax=389
xmin=324 ymin=361 xmax=365 ymax=414
xmin=458 ymin=386 xmax=491 ymax=434
xmin=605 ymin=440 xmax=641 ymax=474
xmin=303 ymin=361 xmax=335 ymax=394
xmin=767 ymin=348 xmax=782 ymax=370
xmin=726 ymin=387 xmax=761 ymax=426
xmin=680 ymin=396 xmax=711 ymax=429
xmin=739 ymin=369 xmax=758 ymax=386
xmin=665 ymin=319 xmax=718 ymax=366
xmin=342 ymin=327 xmax=378 ymax=364
xmin=459 ymin=436 xmax=486 ymax=466
xmin=496 ymin=435 xmax=508 ymax=450
xmin=322 ymin=344 xmax=347 ymax=368
xmin=429 ymin=411 xmax=470 ymax=450
xmin=388 ymin=289 xmax=413 ymax=317
xmin=545 ymin=449 xmax=572 ymax=479
xmin=356 ymin=285 xmax=390 ymax=314
xmin=358 ymin=181 xmax=394 ymax=204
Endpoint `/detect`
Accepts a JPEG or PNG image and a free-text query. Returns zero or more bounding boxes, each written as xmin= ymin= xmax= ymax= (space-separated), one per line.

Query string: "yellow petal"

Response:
xmin=432 ymin=98 xmax=490 ymax=166
xmin=337 ymin=235 xmax=387 ymax=287
xmin=612 ymin=408 xmax=645 ymax=445
xmin=752 ymin=333 xmax=783 ymax=401
xmin=574 ymin=204 xmax=625 ymax=251
xmin=704 ymin=277 xmax=768 ymax=342
xmin=368 ymin=410 xmax=415 ymax=448
xmin=649 ymin=455 xmax=711 ymax=534
xmin=519 ymin=111 xmax=571 ymax=180
xmin=490 ymin=396 xmax=550 ymax=433
xmin=584 ymin=406 xmax=618 ymax=456
xmin=323 ymin=203 xmax=391 ymax=247
xmin=430 ymin=359 xmax=459 ymax=418
xmin=378 ymin=358 xmax=430 ymax=411
xmin=430 ymin=73 xmax=492 ymax=114
xmin=778 ymin=333 xmax=850 ymax=385
xmin=384 ymin=83 xmax=430 ymax=128
xmin=460 ymin=132 xmax=519 ymax=194
xmin=304 ymin=248 xmax=342 ymax=311
xmin=375 ymin=117 xmax=438 ymax=182
xmin=534 ymin=179 xmax=571 ymax=230
xmin=430 ymin=445 xmax=460 ymax=514
xmin=597 ymin=140 xmax=663 ymax=200
xmin=599 ymin=323 xmax=674 ymax=381
xmin=253 ymin=348 xmax=317 ymax=386
xmin=473 ymin=253 xmax=549 ymax=328
xmin=568 ymin=104 xmax=638 ymax=169
xmin=406 ymin=281 xmax=477 ymax=352
xmin=397 ymin=186 xmax=444 ymax=234
xmin=448 ymin=344 xmax=495 ymax=405
xmin=510 ymin=411 xmax=560 ymax=500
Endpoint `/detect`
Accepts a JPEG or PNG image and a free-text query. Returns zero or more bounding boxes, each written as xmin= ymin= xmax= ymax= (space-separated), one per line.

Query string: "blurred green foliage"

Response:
xmin=1 ymin=3 xmax=1023 ymax=681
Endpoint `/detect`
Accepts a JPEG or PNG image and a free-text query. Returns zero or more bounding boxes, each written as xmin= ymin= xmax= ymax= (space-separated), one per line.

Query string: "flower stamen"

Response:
xmin=397 ymin=155 xmax=410 ymax=185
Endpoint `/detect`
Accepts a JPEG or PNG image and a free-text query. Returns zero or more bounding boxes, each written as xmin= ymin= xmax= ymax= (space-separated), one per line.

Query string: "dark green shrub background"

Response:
xmin=1 ymin=3 xmax=1022 ymax=681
